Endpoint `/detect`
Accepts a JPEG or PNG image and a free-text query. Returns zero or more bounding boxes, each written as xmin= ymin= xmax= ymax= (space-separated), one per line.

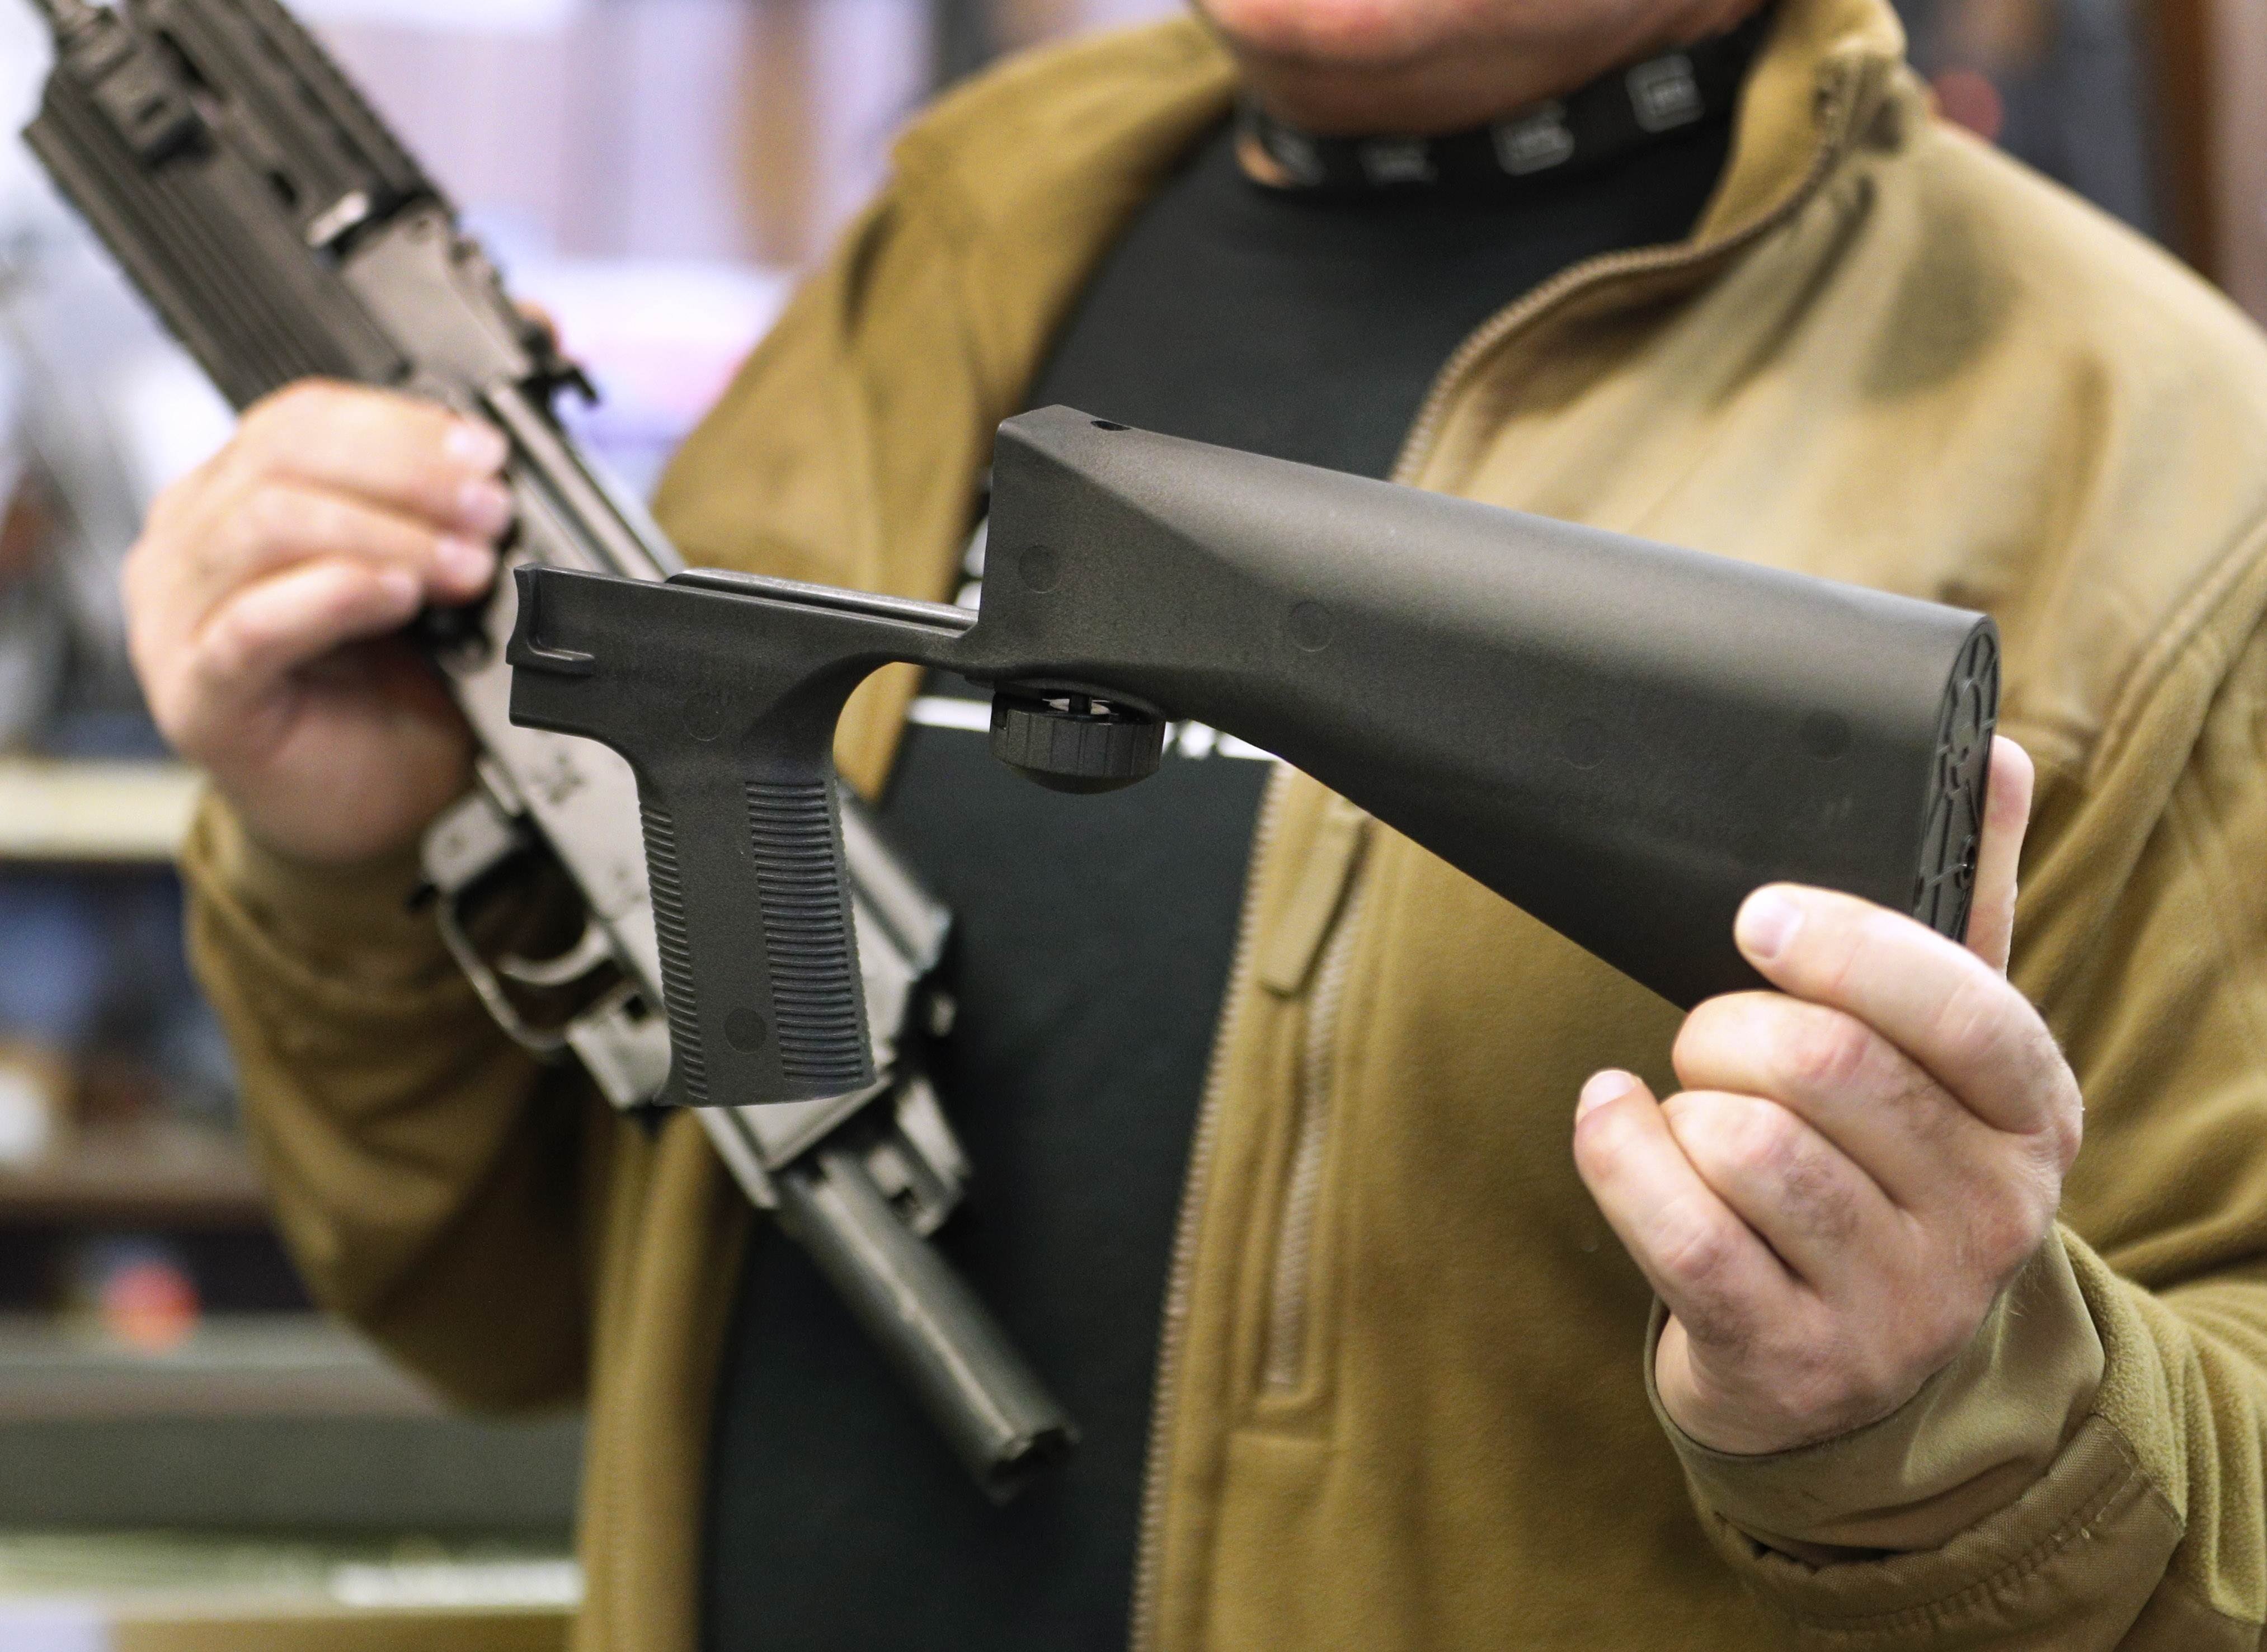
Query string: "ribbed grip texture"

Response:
xmin=1912 ymin=626 xmax=2000 ymax=940
xmin=746 ymin=780 xmax=868 ymax=1090
xmin=640 ymin=801 xmax=707 ymax=1104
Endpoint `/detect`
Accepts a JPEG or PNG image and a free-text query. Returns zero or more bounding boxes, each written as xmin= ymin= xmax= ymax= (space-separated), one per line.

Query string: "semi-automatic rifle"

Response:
xmin=18 ymin=0 xmax=1073 ymax=1495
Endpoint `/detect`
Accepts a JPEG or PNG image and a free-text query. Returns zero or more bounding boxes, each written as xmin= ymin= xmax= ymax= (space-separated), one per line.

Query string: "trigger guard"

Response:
xmin=496 ymin=917 xmax=615 ymax=988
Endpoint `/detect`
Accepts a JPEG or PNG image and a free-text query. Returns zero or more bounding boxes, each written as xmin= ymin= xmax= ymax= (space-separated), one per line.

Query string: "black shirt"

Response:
xmin=702 ymin=105 xmax=1736 ymax=1652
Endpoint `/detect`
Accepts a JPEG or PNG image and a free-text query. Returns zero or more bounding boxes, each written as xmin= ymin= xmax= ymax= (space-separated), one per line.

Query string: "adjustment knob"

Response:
xmin=989 ymin=690 xmax=1165 ymax=794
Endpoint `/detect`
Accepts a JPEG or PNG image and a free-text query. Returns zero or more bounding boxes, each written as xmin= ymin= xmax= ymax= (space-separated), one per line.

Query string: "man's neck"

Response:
xmin=1214 ymin=2 xmax=1770 ymax=138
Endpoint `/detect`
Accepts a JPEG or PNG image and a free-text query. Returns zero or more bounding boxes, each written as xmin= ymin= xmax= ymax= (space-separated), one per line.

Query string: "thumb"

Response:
xmin=1963 ymin=733 xmax=2034 ymax=973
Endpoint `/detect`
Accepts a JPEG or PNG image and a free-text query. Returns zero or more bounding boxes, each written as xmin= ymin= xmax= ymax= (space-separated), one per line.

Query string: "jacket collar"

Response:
xmin=854 ymin=0 xmax=1914 ymax=608
xmin=896 ymin=0 xmax=1911 ymax=290
xmin=1701 ymin=0 xmax=1908 ymax=239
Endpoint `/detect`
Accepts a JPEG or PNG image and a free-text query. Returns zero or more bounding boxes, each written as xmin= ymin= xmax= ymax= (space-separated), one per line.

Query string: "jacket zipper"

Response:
xmin=1388 ymin=114 xmax=1857 ymax=492
xmin=1128 ymin=760 xmax=1294 ymax=1651
xmin=1259 ymin=877 xmax=1368 ymax=1394
xmin=1126 ymin=70 xmax=1868 ymax=1651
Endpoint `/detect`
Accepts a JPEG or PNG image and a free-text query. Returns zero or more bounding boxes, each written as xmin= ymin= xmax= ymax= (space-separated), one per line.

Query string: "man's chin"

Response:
xmin=1193 ymin=0 xmax=1512 ymax=74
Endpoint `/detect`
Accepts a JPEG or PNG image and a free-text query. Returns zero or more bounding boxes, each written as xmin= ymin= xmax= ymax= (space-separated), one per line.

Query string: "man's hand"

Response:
xmin=124 ymin=380 xmax=510 ymax=866
xmin=1573 ymin=737 xmax=2081 ymax=1455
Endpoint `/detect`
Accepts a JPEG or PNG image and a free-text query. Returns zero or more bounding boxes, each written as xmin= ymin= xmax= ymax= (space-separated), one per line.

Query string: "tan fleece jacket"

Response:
xmin=181 ymin=1 xmax=2267 ymax=1645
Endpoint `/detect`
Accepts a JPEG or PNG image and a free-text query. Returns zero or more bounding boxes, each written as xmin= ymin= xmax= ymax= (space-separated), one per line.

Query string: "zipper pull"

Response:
xmin=1257 ymin=791 xmax=1371 ymax=997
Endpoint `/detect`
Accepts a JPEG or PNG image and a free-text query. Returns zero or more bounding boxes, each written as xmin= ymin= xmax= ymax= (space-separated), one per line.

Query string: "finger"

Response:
xmin=1733 ymin=882 xmax=2074 ymax=1138
xmin=181 ymin=481 xmax=495 ymax=622
xmin=1963 ymin=736 xmax=2035 ymax=973
xmin=1573 ymin=1070 xmax=1799 ymax=1348
xmin=1659 ymin=1088 xmax=1901 ymax=1291
xmin=177 ymin=558 xmax=425 ymax=728
xmin=230 ymin=381 xmax=511 ymax=535
xmin=1674 ymin=991 xmax=1996 ymax=1211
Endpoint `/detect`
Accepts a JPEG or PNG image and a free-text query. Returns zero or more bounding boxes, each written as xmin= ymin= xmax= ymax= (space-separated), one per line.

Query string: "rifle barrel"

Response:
xmin=26 ymin=0 xmax=98 ymax=40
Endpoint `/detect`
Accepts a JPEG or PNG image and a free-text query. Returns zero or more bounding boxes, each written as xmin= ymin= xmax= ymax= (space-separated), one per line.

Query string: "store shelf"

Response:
xmin=0 ymin=758 xmax=200 ymax=864
xmin=0 ymin=1532 xmax=575 ymax=1651
xmin=0 ymin=1315 xmax=436 ymax=1422
xmin=0 ymin=1316 xmax=584 ymax=1531
xmin=0 ymin=1121 xmax=266 ymax=1227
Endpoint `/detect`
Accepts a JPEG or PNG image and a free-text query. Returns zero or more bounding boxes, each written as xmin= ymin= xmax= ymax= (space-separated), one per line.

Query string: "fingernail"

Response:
xmin=375 ymin=566 xmax=420 ymax=608
xmin=455 ymin=478 xmax=514 ymax=538
xmin=1577 ymin=1070 xmax=1635 ymax=1119
xmin=1737 ymin=888 xmax=1803 ymax=962
xmin=435 ymin=535 xmax=496 ymax=587
xmin=444 ymin=420 xmax=509 ymax=473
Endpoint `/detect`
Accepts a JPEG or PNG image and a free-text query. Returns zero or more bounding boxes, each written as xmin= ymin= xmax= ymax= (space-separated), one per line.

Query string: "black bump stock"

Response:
xmin=511 ymin=407 xmax=2000 ymax=1112
xmin=510 ymin=573 xmax=979 ymax=1104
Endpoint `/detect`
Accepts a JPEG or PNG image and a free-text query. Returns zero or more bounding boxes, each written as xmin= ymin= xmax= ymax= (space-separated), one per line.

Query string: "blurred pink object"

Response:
xmin=1932 ymin=65 xmax=2007 ymax=142
xmin=91 ymin=1243 xmax=201 ymax=1353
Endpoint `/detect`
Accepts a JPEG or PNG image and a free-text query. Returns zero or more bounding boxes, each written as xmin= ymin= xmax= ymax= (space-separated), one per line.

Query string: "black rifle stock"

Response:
xmin=18 ymin=0 xmax=1074 ymax=1496
xmin=509 ymin=408 xmax=2001 ymax=1110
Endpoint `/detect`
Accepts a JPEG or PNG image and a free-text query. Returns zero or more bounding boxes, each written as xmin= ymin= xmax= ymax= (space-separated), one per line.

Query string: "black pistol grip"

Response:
xmin=506 ymin=566 xmax=874 ymax=1106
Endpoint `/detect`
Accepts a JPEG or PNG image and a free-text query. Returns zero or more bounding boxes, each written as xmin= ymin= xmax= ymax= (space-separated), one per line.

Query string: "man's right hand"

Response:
xmin=124 ymin=380 xmax=511 ymax=867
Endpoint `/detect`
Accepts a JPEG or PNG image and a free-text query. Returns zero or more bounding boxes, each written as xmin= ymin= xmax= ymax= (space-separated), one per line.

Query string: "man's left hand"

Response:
xmin=1572 ymin=736 xmax=2083 ymax=1456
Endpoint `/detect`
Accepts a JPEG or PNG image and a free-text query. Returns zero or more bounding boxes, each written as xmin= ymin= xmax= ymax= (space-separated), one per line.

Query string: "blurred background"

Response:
xmin=0 ymin=0 xmax=2259 ymax=1644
